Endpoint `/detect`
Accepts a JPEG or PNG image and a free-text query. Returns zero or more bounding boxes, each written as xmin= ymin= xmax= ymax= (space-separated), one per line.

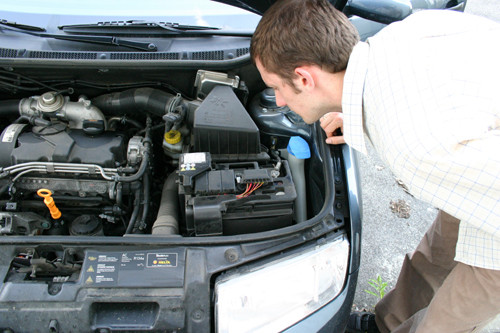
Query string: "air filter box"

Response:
xmin=193 ymin=85 xmax=261 ymax=157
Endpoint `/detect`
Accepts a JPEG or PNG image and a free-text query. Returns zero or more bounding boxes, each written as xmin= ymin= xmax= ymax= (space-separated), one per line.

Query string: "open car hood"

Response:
xmin=212 ymin=0 xmax=466 ymax=24
xmin=212 ymin=0 xmax=275 ymax=15
xmin=212 ymin=0 xmax=346 ymax=15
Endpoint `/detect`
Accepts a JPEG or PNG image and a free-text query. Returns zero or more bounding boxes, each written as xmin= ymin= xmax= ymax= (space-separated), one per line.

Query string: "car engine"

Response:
xmin=0 ymin=70 xmax=311 ymax=238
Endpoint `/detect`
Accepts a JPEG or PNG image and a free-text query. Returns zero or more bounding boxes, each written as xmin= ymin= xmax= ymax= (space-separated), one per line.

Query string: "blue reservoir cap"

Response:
xmin=287 ymin=136 xmax=311 ymax=159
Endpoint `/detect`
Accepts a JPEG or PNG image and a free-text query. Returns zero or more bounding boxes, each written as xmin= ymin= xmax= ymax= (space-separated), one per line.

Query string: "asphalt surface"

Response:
xmin=351 ymin=1 xmax=500 ymax=331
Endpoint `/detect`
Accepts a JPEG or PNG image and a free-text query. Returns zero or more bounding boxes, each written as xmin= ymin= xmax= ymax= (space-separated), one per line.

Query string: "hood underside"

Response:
xmin=213 ymin=0 xmax=346 ymax=15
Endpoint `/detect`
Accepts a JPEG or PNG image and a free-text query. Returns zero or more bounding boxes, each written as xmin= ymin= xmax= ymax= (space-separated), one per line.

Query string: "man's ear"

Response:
xmin=293 ymin=66 xmax=316 ymax=91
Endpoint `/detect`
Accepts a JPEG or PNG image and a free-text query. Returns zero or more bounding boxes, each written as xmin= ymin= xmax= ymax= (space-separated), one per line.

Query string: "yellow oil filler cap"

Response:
xmin=37 ymin=189 xmax=62 ymax=220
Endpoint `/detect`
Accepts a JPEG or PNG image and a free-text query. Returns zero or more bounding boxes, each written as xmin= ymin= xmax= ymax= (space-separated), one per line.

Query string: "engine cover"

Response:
xmin=0 ymin=124 xmax=127 ymax=168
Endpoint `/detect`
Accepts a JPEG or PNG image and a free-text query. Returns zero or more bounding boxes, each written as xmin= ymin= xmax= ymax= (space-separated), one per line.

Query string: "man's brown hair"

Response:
xmin=251 ymin=0 xmax=359 ymax=87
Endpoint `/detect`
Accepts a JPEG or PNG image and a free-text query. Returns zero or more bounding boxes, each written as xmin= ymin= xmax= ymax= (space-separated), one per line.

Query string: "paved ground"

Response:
xmin=351 ymin=1 xmax=500 ymax=331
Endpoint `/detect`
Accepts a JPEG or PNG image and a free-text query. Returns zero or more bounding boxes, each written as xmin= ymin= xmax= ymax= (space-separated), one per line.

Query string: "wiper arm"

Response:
xmin=0 ymin=19 xmax=46 ymax=32
xmin=59 ymin=20 xmax=253 ymax=37
xmin=60 ymin=20 xmax=220 ymax=34
xmin=48 ymin=34 xmax=157 ymax=51
xmin=0 ymin=23 xmax=157 ymax=51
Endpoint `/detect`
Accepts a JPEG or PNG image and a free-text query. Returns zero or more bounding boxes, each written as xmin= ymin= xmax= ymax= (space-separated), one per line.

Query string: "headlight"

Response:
xmin=215 ymin=236 xmax=349 ymax=333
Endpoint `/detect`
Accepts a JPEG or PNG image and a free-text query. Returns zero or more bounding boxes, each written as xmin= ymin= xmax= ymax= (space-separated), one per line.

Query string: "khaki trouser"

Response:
xmin=374 ymin=210 xmax=500 ymax=333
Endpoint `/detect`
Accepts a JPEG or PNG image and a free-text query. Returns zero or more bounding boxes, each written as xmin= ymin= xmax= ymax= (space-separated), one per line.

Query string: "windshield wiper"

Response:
xmin=0 ymin=19 xmax=46 ymax=32
xmin=59 ymin=20 xmax=253 ymax=37
xmin=0 ymin=21 xmax=157 ymax=51
xmin=60 ymin=20 xmax=220 ymax=33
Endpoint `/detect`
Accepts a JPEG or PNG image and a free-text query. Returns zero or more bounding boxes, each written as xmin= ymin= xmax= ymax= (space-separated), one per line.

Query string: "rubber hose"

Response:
xmin=134 ymin=170 xmax=151 ymax=232
xmin=0 ymin=100 xmax=20 ymax=116
xmin=91 ymin=88 xmax=177 ymax=117
xmin=152 ymin=172 xmax=179 ymax=235
xmin=125 ymin=188 xmax=142 ymax=234
xmin=108 ymin=117 xmax=143 ymax=130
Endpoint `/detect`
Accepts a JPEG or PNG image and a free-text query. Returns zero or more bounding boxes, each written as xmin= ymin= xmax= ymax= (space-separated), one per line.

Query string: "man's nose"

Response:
xmin=275 ymin=91 xmax=286 ymax=107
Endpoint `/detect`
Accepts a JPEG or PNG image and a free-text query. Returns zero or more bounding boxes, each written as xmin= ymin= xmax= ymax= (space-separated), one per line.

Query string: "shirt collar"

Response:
xmin=342 ymin=41 xmax=370 ymax=155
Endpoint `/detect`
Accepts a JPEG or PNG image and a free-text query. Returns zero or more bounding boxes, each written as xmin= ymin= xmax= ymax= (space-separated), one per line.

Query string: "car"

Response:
xmin=0 ymin=0 xmax=466 ymax=332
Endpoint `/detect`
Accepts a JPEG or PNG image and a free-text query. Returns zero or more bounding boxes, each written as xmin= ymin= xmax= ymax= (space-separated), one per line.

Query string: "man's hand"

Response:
xmin=320 ymin=112 xmax=345 ymax=144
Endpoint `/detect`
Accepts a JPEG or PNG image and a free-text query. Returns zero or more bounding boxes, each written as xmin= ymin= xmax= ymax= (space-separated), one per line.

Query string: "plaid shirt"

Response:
xmin=343 ymin=10 xmax=500 ymax=270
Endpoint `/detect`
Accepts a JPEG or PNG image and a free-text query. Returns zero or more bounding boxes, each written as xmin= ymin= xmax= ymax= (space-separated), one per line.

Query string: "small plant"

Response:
xmin=364 ymin=275 xmax=388 ymax=301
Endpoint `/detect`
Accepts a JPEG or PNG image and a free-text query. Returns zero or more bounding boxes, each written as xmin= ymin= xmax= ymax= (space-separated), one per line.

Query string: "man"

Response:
xmin=250 ymin=0 xmax=500 ymax=332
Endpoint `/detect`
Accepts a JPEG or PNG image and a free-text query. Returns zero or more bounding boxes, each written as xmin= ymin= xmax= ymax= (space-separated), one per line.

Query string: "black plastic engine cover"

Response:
xmin=0 ymin=124 xmax=126 ymax=168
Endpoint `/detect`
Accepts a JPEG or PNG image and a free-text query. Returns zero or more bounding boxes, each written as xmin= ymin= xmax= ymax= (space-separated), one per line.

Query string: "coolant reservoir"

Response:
xmin=163 ymin=130 xmax=183 ymax=157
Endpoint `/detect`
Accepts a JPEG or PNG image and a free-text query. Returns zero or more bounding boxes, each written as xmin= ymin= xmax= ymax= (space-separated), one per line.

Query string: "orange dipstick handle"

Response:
xmin=37 ymin=189 xmax=61 ymax=220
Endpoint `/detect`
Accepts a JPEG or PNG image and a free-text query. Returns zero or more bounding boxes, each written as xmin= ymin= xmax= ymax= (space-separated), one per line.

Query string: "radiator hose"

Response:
xmin=152 ymin=172 xmax=179 ymax=235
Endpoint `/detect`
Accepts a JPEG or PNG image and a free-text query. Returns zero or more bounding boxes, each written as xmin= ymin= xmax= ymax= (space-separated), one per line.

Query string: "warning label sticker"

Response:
xmin=182 ymin=152 xmax=206 ymax=164
xmin=82 ymin=250 xmax=183 ymax=287
xmin=96 ymin=263 xmax=116 ymax=274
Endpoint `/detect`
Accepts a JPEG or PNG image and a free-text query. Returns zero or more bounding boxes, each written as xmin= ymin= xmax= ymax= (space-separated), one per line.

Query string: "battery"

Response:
xmin=179 ymin=159 xmax=297 ymax=236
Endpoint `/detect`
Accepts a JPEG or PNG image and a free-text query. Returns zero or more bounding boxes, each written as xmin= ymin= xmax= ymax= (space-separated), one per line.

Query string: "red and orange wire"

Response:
xmin=237 ymin=182 xmax=264 ymax=199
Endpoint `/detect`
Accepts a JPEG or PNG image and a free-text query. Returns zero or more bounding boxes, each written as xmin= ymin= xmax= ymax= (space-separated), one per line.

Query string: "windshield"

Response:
xmin=0 ymin=0 xmax=261 ymax=30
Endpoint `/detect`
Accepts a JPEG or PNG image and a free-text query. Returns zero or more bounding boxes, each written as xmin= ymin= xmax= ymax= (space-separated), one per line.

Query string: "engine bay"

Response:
xmin=0 ymin=4 xmax=361 ymax=331
xmin=0 ymin=69 xmax=316 ymax=239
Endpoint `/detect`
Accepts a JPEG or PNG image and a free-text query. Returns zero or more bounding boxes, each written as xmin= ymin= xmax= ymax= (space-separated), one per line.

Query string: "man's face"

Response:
xmin=256 ymin=59 xmax=317 ymax=124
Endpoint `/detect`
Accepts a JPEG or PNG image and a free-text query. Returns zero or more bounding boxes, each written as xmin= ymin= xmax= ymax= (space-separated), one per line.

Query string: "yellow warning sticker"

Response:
xmin=85 ymin=276 xmax=94 ymax=284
